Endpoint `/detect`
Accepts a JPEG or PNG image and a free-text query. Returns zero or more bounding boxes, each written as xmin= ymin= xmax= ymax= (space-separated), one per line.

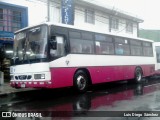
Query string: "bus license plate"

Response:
xmin=21 ymin=84 xmax=25 ymax=88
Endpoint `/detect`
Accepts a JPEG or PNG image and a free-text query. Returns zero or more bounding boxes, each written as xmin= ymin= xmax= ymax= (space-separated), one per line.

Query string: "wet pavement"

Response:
xmin=0 ymin=83 xmax=36 ymax=96
xmin=1 ymin=78 xmax=160 ymax=119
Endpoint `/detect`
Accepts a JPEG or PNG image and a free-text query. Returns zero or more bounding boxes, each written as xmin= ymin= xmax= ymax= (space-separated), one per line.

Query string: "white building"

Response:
xmin=48 ymin=0 xmax=143 ymax=37
xmin=0 ymin=0 xmax=143 ymax=37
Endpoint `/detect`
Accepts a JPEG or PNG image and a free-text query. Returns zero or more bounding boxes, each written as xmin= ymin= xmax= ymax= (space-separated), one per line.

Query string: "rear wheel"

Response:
xmin=74 ymin=70 xmax=89 ymax=93
xmin=135 ymin=68 xmax=143 ymax=83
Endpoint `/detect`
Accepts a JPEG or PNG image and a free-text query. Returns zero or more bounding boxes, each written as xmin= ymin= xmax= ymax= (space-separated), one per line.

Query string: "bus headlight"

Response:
xmin=34 ymin=74 xmax=45 ymax=79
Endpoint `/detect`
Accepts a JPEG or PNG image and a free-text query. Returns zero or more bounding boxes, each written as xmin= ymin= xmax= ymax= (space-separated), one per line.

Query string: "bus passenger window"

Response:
xmin=50 ymin=36 xmax=65 ymax=57
xmin=115 ymin=44 xmax=124 ymax=55
xmin=82 ymin=45 xmax=91 ymax=53
xmin=71 ymin=46 xmax=77 ymax=53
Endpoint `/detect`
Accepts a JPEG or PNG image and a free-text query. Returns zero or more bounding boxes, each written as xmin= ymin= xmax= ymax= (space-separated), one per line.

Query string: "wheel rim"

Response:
xmin=76 ymin=75 xmax=86 ymax=90
xmin=136 ymin=70 xmax=142 ymax=82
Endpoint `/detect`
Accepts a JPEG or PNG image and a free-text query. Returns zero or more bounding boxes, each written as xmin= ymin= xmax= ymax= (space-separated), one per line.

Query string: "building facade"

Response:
xmin=0 ymin=0 xmax=143 ymax=38
xmin=48 ymin=0 xmax=143 ymax=37
xmin=0 ymin=2 xmax=28 ymax=33
xmin=0 ymin=1 xmax=28 ymax=80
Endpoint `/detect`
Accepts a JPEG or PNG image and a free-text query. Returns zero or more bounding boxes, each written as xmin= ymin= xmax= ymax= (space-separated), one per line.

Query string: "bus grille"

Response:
xmin=15 ymin=75 xmax=32 ymax=80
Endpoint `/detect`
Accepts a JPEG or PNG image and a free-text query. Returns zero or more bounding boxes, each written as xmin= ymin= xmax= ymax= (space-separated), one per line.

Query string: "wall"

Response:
xmin=111 ymin=18 xmax=138 ymax=37
xmin=74 ymin=6 xmax=110 ymax=33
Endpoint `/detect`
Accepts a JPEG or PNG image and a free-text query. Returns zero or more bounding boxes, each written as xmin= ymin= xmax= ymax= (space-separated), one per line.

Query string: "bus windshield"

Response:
xmin=13 ymin=25 xmax=48 ymax=64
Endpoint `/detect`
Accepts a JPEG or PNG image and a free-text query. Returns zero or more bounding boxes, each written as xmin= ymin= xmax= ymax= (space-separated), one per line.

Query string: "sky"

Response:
xmin=96 ymin=0 xmax=160 ymax=30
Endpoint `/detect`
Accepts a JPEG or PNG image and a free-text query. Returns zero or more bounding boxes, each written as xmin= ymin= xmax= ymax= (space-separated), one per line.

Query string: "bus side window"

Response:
xmin=50 ymin=36 xmax=65 ymax=57
xmin=115 ymin=44 xmax=124 ymax=55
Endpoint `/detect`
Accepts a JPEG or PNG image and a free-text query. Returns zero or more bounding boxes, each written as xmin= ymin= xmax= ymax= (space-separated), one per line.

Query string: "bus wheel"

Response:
xmin=74 ymin=70 xmax=88 ymax=93
xmin=135 ymin=68 xmax=143 ymax=83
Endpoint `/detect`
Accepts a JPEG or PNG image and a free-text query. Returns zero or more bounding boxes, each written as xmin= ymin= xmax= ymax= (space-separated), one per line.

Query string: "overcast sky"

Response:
xmin=96 ymin=0 xmax=160 ymax=29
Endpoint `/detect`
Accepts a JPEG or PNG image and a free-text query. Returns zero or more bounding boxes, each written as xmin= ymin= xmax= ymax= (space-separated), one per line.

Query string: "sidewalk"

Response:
xmin=0 ymin=82 xmax=36 ymax=96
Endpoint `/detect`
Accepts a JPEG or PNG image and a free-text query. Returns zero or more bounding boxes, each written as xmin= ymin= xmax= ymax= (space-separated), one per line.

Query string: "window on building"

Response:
xmin=111 ymin=18 xmax=119 ymax=30
xmin=13 ymin=11 xmax=21 ymax=22
xmin=126 ymin=21 xmax=133 ymax=33
xmin=12 ymin=11 xmax=22 ymax=32
xmin=0 ymin=8 xmax=3 ymax=20
xmin=85 ymin=9 xmax=95 ymax=24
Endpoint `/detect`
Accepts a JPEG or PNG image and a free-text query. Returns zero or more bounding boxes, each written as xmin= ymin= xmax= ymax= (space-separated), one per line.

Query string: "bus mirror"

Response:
xmin=50 ymin=40 xmax=57 ymax=50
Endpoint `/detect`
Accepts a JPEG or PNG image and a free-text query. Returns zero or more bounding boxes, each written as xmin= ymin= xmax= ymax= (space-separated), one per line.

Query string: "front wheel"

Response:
xmin=74 ymin=70 xmax=89 ymax=93
xmin=135 ymin=68 xmax=143 ymax=83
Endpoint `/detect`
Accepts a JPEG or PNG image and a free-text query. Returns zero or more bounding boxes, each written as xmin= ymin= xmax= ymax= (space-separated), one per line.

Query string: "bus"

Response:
xmin=10 ymin=22 xmax=155 ymax=92
xmin=153 ymin=42 xmax=160 ymax=74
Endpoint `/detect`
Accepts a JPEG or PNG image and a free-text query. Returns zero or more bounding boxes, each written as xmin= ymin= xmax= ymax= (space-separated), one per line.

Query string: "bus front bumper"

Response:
xmin=10 ymin=81 xmax=53 ymax=88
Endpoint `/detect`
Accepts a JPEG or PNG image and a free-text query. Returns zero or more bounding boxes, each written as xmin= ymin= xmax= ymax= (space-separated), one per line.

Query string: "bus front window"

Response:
xmin=13 ymin=25 xmax=48 ymax=64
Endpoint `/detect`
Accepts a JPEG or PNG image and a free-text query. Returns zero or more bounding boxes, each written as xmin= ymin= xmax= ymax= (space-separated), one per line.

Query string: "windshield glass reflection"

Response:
xmin=13 ymin=25 xmax=48 ymax=64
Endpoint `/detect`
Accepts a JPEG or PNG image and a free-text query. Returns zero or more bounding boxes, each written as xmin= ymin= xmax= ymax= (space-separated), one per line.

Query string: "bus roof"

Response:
xmin=15 ymin=22 xmax=154 ymax=43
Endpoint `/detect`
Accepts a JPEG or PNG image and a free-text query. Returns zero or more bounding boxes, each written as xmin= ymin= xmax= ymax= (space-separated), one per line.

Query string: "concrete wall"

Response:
xmin=74 ymin=6 xmax=110 ymax=33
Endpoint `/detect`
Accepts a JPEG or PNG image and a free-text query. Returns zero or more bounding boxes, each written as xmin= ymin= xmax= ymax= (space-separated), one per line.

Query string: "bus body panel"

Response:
xmin=49 ymin=65 xmax=154 ymax=87
xmin=10 ymin=63 xmax=52 ymax=88
xmin=10 ymin=54 xmax=155 ymax=89
xmin=10 ymin=63 xmax=50 ymax=74
xmin=50 ymin=54 xmax=155 ymax=68
xmin=47 ymin=54 xmax=155 ymax=88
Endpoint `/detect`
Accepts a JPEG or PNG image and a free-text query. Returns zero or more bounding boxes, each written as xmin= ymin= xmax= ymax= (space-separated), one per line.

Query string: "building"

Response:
xmin=1 ymin=0 xmax=143 ymax=37
xmin=0 ymin=1 xmax=28 ymax=80
xmin=48 ymin=0 xmax=143 ymax=37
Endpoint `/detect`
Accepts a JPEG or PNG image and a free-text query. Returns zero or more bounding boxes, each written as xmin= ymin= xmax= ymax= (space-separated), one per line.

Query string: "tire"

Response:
xmin=74 ymin=70 xmax=89 ymax=93
xmin=135 ymin=68 xmax=143 ymax=83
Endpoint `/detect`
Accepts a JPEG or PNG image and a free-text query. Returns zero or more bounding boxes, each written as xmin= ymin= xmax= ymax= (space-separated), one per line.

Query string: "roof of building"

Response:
xmin=76 ymin=0 xmax=143 ymax=23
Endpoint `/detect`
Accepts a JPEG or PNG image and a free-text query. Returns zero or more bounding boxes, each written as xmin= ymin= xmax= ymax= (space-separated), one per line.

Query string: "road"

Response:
xmin=1 ymin=77 xmax=160 ymax=120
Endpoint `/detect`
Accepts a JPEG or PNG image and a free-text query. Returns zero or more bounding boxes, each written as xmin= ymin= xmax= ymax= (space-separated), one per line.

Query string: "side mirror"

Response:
xmin=50 ymin=39 xmax=57 ymax=50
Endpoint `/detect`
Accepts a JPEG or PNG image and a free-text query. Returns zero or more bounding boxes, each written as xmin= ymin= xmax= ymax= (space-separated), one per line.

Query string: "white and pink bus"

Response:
xmin=153 ymin=42 xmax=160 ymax=74
xmin=10 ymin=22 xmax=155 ymax=92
